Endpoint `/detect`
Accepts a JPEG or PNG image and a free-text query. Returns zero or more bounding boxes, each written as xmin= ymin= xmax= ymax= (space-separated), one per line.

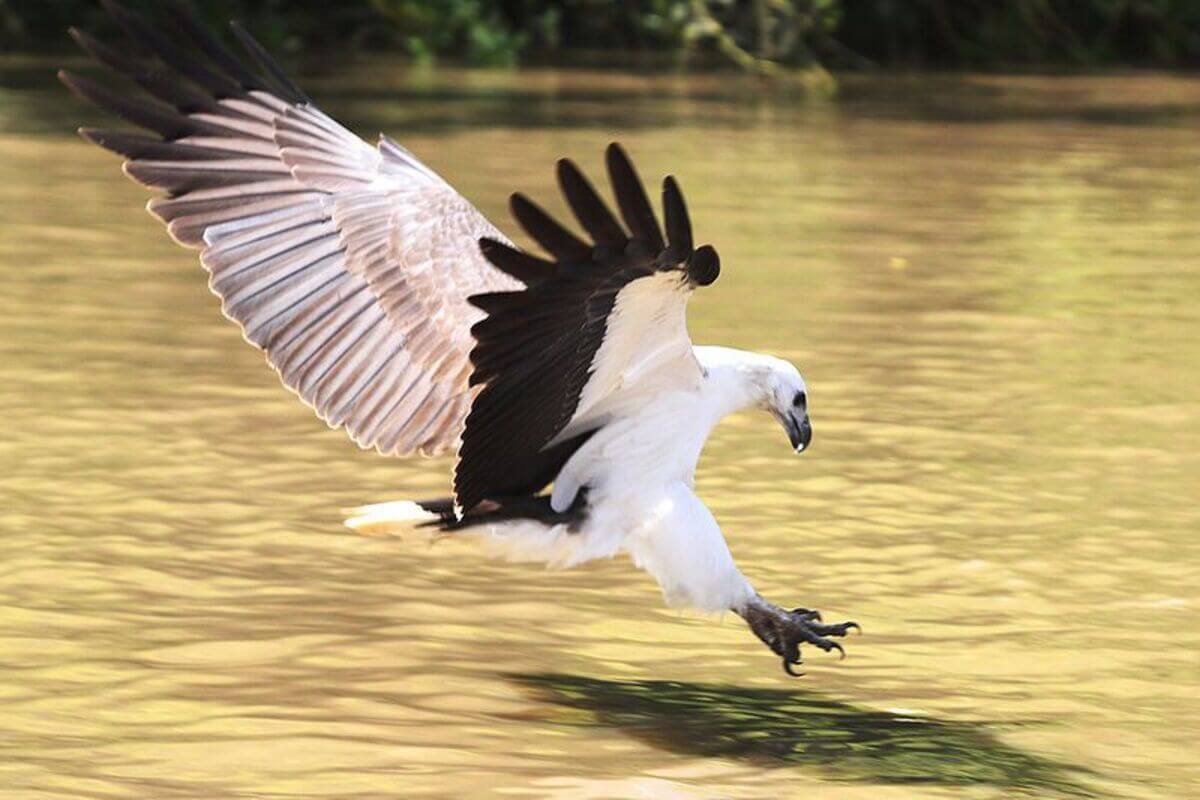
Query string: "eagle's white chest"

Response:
xmin=541 ymin=375 xmax=755 ymax=612
xmin=551 ymin=382 xmax=719 ymax=513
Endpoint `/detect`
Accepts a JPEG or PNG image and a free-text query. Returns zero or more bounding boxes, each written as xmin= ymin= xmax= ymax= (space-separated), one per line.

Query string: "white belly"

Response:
xmin=469 ymin=388 xmax=754 ymax=611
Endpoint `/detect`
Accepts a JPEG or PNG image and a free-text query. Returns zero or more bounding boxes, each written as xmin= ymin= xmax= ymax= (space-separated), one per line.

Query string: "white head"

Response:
xmin=694 ymin=346 xmax=813 ymax=454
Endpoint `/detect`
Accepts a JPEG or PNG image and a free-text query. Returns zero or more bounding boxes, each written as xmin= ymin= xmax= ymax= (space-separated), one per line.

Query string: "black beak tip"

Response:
xmin=791 ymin=417 xmax=813 ymax=453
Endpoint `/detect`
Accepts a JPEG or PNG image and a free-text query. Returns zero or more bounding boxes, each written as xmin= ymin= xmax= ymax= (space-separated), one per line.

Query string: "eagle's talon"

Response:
xmin=740 ymin=599 xmax=859 ymax=673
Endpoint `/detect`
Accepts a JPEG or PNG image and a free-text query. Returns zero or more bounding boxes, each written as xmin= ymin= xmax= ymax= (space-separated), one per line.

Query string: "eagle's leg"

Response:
xmin=735 ymin=596 xmax=860 ymax=676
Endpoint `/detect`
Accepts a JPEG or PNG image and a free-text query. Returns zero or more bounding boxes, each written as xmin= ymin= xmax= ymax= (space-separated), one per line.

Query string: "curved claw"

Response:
xmin=782 ymin=658 xmax=806 ymax=677
xmin=812 ymin=620 xmax=862 ymax=638
xmin=808 ymin=638 xmax=846 ymax=659
xmin=744 ymin=601 xmax=858 ymax=675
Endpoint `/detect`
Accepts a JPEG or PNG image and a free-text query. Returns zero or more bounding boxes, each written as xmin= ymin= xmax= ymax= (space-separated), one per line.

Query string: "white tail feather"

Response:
xmin=343 ymin=500 xmax=437 ymax=536
xmin=341 ymin=501 xmax=602 ymax=567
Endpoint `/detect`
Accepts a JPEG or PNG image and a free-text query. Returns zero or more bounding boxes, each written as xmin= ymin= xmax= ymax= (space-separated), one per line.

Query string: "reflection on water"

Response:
xmin=511 ymin=673 xmax=1094 ymax=796
xmin=2 ymin=57 xmax=1199 ymax=799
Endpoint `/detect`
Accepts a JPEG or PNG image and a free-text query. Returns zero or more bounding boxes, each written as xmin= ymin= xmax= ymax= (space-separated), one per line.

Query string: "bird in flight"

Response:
xmin=62 ymin=0 xmax=859 ymax=675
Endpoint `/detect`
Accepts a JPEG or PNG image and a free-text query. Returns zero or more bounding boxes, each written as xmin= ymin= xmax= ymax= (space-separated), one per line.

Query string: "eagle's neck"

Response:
xmin=694 ymin=346 xmax=776 ymax=421
xmin=550 ymin=346 xmax=787 ymax=513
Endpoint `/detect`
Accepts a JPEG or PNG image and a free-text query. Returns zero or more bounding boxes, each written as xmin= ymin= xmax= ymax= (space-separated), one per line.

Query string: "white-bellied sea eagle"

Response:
xmin=61 ymin=0 xmax=859 ymax=675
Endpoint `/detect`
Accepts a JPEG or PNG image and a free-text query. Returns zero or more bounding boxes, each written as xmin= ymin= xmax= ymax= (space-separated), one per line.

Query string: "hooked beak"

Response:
xmin=780 ymin=410 xmax=813 ymax=454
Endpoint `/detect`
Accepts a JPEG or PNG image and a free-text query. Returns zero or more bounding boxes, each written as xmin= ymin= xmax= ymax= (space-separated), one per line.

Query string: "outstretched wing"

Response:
xmin=60 ymin=0 xmax=520 ymax=457
xmin=456 ymin=143 xmax=721 ymax=512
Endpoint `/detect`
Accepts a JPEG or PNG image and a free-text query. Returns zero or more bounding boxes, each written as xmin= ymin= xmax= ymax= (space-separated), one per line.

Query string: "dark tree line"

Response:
xmin=3 ymin=0 xmax=1198 ymax=70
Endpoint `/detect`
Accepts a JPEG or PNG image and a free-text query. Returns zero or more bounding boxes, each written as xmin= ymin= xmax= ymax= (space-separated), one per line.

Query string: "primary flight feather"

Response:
xmin=63 ymin=0 xmax=859 ymax=675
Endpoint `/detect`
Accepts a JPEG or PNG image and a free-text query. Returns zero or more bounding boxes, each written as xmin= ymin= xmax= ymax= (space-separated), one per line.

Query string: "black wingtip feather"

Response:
xmin=467 ymin=290 xmax=521 ymax=315
xmin=605 ymin=142 xmax=664 ymax=251
xmin=68 ymin=27 xmax=136 ymax=78
xmin=77 ymin=127 xmax=145 ymax=157
xmin=479 ymin=237 xmax=556 ymax=286
xmin=166 ymin=1 xmax=264 ymax=92
xmin=101 ymin=0 xmax=242 ymax=98
xmin=79 ymin=128 xmax=215 ymax=162
xmin=66 ymin=26 xmax=95 ymax=53
xmin=509 ymin=193 xmax=591 ymax=263
xmin=229 ymin=20 xmax=311 ymax=104
xmin=59 ymin=69 xmax=194 ymax=140
xmin=662 ymin=175 xmax=693 ymax=257
xmin=69 ymin=26 xmax=218 ymax=114
xmin=556 ymin=157 xmax=626 ymax=246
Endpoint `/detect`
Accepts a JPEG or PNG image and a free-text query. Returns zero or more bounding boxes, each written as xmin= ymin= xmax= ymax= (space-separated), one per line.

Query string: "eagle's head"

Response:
xmin=694 ymin=346 xmax=812 ymax=454
xmin=761 ymin=358 xmax=812 ymax=454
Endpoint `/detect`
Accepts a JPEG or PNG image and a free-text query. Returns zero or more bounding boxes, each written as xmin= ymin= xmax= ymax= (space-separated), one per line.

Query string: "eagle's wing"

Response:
xmin=61 ymin=1 xmax=519 ymax=457
xmin=456 ymin=143 xmax=721 ymax=512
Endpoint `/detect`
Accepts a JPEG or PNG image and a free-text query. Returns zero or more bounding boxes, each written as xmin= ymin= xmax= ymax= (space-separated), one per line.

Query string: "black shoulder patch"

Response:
xmin=455 ymin=143 xmax=719 ymax=513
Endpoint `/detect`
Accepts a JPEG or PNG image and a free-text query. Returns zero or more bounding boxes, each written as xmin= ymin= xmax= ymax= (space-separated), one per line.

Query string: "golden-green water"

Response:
xmin=1 ymin=60 xmax=1198 ymax=799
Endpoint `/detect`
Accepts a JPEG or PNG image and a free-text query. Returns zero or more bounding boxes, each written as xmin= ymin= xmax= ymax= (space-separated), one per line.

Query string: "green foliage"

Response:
xmin=0 ymin=0 xmax=383 ymax=53
xmin=835 ymin=0 xmax=1200 ymax=67
xmin=3 ymin=0 xmax=1199 ymax=69
xmin=369 ymin=0 xmax=529 ymax=65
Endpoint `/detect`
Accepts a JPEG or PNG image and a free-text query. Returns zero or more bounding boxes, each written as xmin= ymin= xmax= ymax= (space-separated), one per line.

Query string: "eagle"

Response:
xmin=61 ymin=0 xmax=859 ymax=676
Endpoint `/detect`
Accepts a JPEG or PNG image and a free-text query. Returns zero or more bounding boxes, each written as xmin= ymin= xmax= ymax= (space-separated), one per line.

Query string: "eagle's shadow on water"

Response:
xmin=508 ymin=673 xmax=1098 ymax=797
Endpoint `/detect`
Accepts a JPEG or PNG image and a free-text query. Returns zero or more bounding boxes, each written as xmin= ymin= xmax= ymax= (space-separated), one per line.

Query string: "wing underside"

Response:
xmin=62 ymin=0 xmax=518 ymax=458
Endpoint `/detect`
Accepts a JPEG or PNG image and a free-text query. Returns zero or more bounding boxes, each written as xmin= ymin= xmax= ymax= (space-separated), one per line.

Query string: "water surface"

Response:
xmin=1 ymin=60 xmax=1198 ymax=799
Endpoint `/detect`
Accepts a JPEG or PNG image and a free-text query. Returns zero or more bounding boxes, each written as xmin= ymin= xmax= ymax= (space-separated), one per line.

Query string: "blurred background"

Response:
xmin=1 ymin=2 xmax=1199 ymax=799
xmin=4 ymin=0 xmax=1200 ymax=71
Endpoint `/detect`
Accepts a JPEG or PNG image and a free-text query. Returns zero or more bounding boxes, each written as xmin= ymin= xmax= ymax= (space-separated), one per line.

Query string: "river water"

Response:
xmin=1 ymin=59 xmax=1198 ymax=798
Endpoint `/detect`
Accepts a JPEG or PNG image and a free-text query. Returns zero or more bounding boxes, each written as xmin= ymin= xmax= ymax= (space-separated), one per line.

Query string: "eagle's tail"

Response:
xmin=344 ymin=491 xmax=615 ymax=568
xmin=344 ymin=491 xmax=590 ymax=537
xmin=342 ymin=499 xmax=452 ymax=536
